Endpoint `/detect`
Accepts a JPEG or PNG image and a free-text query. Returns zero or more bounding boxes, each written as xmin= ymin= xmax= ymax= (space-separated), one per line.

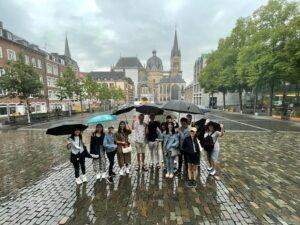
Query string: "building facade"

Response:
xmin=89 ymin=70 xmax=134 ymax=104
xmin=0 ymin=21 xmax=80 ymax=117
xmin=137 ymin=30 xmax=186 ymax=103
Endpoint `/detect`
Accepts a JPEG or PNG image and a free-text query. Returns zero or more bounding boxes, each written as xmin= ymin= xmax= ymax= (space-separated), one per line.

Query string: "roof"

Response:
xmin=89 ymin=71 xmax=134 ymax=84
xmin=160 ymin=75 xmax=186 ymax=84
xmin=171 ymin=30 xmax=181 ymax=57
xmin=115 ymin=57 xmax=143 ymax=69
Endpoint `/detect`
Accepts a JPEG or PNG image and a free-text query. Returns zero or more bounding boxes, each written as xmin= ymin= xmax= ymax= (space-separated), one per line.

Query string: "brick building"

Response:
xmin=0 ymin=21 xmax=80 ymax=117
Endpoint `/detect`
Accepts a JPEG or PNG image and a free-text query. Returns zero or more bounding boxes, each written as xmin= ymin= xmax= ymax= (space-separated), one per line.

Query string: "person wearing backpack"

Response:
xmin=203 ymin=121 xmax=224 ymax=176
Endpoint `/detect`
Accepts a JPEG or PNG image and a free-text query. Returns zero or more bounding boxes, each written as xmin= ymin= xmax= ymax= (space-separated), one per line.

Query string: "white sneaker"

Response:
xmin=169 ymin=173 xmax=174 ymax=179
xmin=82 ymin=175 xmax=87 ymax=183
xmin=119 ymin=167 xmax=125 ymax=176
xmin=165 ymin=173 xmax=170 ymax=178
xmin=102 ymin=172 xmax=108 ymax=179
xmin=75 ymin=178 xmax=82 ymax=185
xmin=210 ymin=170 xmax=216 ymax=176
xmin=96 ymin=173 xmax=101 ymax=180
xmin=126 ymin=166 xmax=130 ymax=174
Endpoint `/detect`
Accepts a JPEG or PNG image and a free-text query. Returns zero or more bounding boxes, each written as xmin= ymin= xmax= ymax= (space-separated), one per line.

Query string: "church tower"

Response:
xmin=170 ymin=29 xmax=181 ymax=77
xmin=64 ymin=35 xmax=71 ymax=58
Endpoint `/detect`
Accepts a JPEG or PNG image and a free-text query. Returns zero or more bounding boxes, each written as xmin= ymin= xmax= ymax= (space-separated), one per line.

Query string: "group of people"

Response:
xmin=67 ymin=113 xmax=224 ymax=188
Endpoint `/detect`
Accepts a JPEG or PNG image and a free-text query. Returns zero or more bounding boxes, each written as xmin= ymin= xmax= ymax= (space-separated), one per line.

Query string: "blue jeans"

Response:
xmin=166 ymin=155 xmax=175 ymax=174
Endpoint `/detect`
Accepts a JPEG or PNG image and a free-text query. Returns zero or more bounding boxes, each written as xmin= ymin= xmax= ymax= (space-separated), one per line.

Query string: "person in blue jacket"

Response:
xmin=103 ymin=126 xmax=117 ymax=183
xmin=161 ymin=121 xmax=180 ymax=179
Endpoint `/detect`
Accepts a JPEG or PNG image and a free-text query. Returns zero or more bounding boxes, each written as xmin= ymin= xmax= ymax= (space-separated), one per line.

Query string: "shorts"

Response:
xmin=135 ymin=142 xmax=146 ymax=154
xmin=186 ymin=154 xmax=200 ymax=165
xmin=207 ymin=148 xmax=220 ymax=162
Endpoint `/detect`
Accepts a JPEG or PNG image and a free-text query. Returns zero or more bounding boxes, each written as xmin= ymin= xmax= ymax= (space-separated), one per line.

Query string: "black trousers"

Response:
xmin=177 ymin=153 xmax=188 ymax=173
xmin=106 ymin=151 xmax=116 ymax=175
xmin=71 ymin=153 xmax=86 ymax=178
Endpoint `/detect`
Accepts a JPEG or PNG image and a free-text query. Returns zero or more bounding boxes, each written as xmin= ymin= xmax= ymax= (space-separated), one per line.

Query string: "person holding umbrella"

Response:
xmin=115 ymin=121 xmax=132 ymax=175
xmin=67 ymin=128 xmax=88 ymax=185
xmin=90 ymin=124 xmax=106 ymax=180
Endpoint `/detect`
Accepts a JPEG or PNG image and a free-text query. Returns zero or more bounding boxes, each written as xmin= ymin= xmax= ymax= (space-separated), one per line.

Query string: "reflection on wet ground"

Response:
xmin=0 ymin=131 xmax=299 ymax=224
xmin=0 ymin=130 xmax=68 ymax=198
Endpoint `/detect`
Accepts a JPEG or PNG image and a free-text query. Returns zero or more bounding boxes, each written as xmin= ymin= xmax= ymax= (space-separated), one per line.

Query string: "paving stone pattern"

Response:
xmin=1 ymin=131 xmax=299 ymax=225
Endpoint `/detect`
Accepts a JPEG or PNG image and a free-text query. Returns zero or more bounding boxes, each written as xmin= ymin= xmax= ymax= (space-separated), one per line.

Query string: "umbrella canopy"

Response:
xmin=112 ymin=104 xmax=135 ymax=115
xmin=87 ymin=114 xmax=117 ymax=124
xmin=195 ymin=118 xmax=207 ymax=130
xmin=207 ymin=121 xmax=222 ymax=132
xmin=135 ymin=104 xmax=164 ymax=115
xmin=162 ymin=100 xmax=204 ymax=114
xmin=46 ymin=122 xmax=88 ymax=136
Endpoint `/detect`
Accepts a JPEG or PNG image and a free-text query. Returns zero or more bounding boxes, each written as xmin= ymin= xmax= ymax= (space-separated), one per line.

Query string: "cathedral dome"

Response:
xmin=146 ymin=50 xmax=163 ymax=71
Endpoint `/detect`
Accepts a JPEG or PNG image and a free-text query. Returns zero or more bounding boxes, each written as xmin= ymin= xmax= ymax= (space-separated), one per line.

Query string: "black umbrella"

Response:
xmin=162 ymin=100 xmax=204 ymax=114
xmin=206 ymin=121 xmax=222 ymax=132
xmin=135 ymin=104 xmax=164 ymax=115
xmin=46 ymin=122 xmax=88 ymax=136
xmin=112 ymin=104 xmax=135 ymax=115
xmin=195 ymin=118 xmax=207 ymax=130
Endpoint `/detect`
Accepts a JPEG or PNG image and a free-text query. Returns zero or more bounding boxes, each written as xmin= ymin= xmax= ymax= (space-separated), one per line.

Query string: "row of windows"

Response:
xmin=47 ymin=76 xmax=58 ymax=87
xmin=48 ymin=90 xmax=59 ymax=100
xmin=46 ymin=63 xmax=59 ymax=75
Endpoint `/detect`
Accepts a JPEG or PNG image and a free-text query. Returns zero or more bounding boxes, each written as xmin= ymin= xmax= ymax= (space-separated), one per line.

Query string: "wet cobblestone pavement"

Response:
xmin=0 ymin=111 xmax=299 ymax=225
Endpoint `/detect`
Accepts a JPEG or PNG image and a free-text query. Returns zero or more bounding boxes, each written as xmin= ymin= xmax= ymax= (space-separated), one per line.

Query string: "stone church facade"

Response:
xmin=138 ymin=30 xmax=186 ymax=103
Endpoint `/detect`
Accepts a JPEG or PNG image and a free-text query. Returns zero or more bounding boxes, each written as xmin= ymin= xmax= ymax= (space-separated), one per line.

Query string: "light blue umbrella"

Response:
xmin=87 ymin=114 xmax=117 ymax=124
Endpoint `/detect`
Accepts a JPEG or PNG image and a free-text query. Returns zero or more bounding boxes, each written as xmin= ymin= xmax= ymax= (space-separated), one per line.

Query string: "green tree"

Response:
xmin=0 ymin=53 xmax=43 ymax=124
xmin=96 ymin=83 xmax=111 ymax=111
xmin=83 ymin=74 xmax=97 ymax=112
xmin=56 ymin=67 xmax=80 ymax=117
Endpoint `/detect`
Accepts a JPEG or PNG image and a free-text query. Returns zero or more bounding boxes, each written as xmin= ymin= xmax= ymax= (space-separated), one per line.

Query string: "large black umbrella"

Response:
xmin=135 ymin=104 xmax=164 ymax=115
xmin=162 ymin=100 xmax=204 ymax=114
xmin=112 ymin=104 xmax=135 ymax=115
xmin=46 ymin=122 xmax=88 ymax=136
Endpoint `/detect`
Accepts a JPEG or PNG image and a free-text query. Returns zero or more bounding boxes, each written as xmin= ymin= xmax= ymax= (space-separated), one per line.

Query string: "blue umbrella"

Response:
xmin=87 ymin=114 xmax=117 ymax=124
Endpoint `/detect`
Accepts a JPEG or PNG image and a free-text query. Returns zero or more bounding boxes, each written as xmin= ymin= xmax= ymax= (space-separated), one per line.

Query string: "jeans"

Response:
xmin=71 ymin=153 xmax=85 ymax=178
xmin=177 ymin=153 xmax=188 ymax=173
xmin=92 ymin=151 xmax=106 ymax=174
xmin=106 ymin=150 xmax=116 ymax=175
xmin=166 ymin=154 xmax=176 ymax=174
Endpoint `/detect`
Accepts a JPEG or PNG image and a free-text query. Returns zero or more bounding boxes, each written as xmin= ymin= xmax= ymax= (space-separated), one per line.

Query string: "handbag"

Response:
xmin=170 ymin=148 xmax=180 ymax=157
xmin=122 ymin=145 xmax=132 ymax=154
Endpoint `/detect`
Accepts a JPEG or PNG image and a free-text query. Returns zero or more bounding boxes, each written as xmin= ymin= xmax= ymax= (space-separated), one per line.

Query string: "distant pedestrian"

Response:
xmin=162 ymin=122 xmax=180 ymax=178
xmin=103 ymin=126 xmax=117 ymax=183
xmin=132 ymin=114 xmax=148 ymax=171
xmin=203 ymin=122 xmax=224 ymax=176
xmin=147 ymin=113 xmax=161 ymax=168
xmin=115 ymin=121 xmax=132 ymax=176
xmin=182 ymin=127 xmax=201 ymax=187
xmin=175 ymin=117 xmax=190 ymax=176
xmin=67 ymin=128 xmax=88 ymax=185
xmin=90 ymin=124 xmax=106 ymax=180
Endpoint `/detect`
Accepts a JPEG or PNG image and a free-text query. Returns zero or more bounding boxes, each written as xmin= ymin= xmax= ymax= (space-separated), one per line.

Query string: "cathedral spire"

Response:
xmin=171 ymin=29 xmax=181 ymax=57
xmin=64 ymin=35 xmax=71 ymax=58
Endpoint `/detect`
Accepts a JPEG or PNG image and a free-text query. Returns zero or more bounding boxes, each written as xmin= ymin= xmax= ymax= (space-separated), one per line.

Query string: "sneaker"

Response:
xmin=169 ymin=173 xmax=174 ymax=179
xmin=119 ymin=167 xmax=125 ymax=176
xmin=107 ymin=176 xmax=113 ymax=184
xmin=156 ymin=163 xmax=161 ymax=169
xmin=126 ymin=166 xmax=130 ymax=174
xmin=75 ymin=178 xmax=82 ymax=185
xmin=165 ymin=173 xmax=170 ymax=178
xmin=207 ymin=167 xmax=213 ymax=172
xmin=210 ymin=169 xmax=216 ymax=176
xmin=174 ymin=170 xmax=181 ymax=176
xmin=96 ymin=173 xmax=101 ymax=180
xmin=109 ymin=171 xmax=116 ymax=177
xmin=102 ymin=173 xmax=108 ymax=179
xmin=142 ymin=166 xmax=148 ymax=172
xmin=135 ymin=165 xmax=140 ymax=171
xmin=81 ymin=175 xmax=87 ymax=183
xmin=186 ymin=180 xmax=193 ymax=188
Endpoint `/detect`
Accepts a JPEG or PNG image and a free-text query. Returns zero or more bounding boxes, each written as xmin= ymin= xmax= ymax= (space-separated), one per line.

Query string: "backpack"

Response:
xmin=203 ymin=133 xmax=215 ymax=152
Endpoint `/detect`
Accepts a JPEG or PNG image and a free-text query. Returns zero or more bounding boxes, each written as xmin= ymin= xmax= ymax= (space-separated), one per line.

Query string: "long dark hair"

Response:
xmin=166 ymin=121 xmax=175 ymax=135
xmin=118 ymin=121 xmax=128 ymax=133
xmin=93 ymin=123 xmax=104 ymax=136
xmin=70 ymin=128 xmax=83 ymax=141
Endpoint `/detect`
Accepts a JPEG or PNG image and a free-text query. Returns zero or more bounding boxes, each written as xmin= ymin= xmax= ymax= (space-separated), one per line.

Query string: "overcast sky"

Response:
xmin=0 ymin=0 xmax=268 ymax=83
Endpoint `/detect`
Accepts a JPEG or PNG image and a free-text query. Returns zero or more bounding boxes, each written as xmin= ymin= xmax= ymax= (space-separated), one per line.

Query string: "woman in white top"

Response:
xmin=67 ymin=128 xmax=87 ymax=185
xmin=204 ymin=122 xmax=224 ymax=176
